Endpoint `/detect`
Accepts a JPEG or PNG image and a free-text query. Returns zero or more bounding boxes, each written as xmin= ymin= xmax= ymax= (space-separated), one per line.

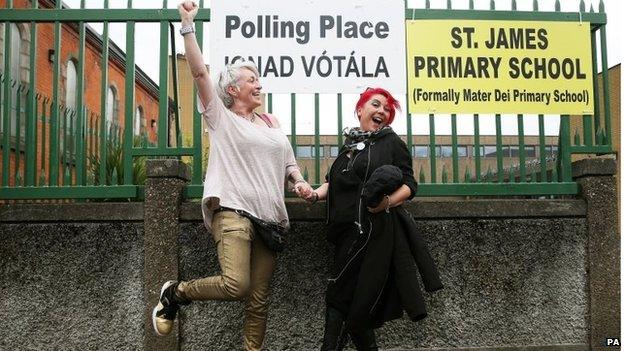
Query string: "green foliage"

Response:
xmin=88 ymin=133 xmax=147 ymax=187
xmin=464 ymin=166 xmax=471 ymax=183
xmin=419 ymin=167 xmax=426 ymax=183
xmin=180 ymin=132 xmax=209 ymax=177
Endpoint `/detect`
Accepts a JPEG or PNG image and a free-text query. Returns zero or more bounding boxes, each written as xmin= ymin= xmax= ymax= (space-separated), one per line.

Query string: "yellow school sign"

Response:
xmin=406 ymin=20 xmax=594 ymax=114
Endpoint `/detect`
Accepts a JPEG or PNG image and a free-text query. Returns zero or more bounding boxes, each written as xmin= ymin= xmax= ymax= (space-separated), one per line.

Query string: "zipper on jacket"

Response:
xmin=327 ymin=217 xmax=373 ymax=283
xmin=329 ymin=142 xmax=376 ymax=282
xmin=354 ymin=144 xmax=373 ymax=234
xmin=369 ymin=270 xmax=389 ymax=315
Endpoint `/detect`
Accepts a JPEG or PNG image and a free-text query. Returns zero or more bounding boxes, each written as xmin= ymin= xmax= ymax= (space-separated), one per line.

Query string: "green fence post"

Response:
xmin=337 ymin=93 xmax=343 ymax=148
xmin=14 ymin=85 xmax=23 ymax=186
xmin=598 ymin=1 xmax=611 ymax=147
xmin=314 ymin=93 xmax=320 ymax=185
xmin=451 ymin=114 xmax=458 ymax=183
xmin=495 ymin=114 xmax=503 ymax=182
xmin=71 ymin=0 xmax=86 ymax=186
xmin=99 ymin=0 xmax=110 ymax=185
xmin=429 ymin=114 xmax=436 ymax=183
xmin=2 ymin=1 xmax=14 ymax=187
xmin=560 ymin=116 xmax=572 ymax=181
xmin=538 ymin=114 xmax=547 ymax=181
xmin=39 ymin=98 xmax=49 ymax=186
xmin=25 ymin=0 xmax=38 ymax=186
xmin=473 ymin=114 xmax=481 ymax=182
xmin=158 ymin=0 xmax=170 ymax=149
xmin=49 ymin=0 xmax=62 ymax=186
xmin=517 ymin=114 xmax=526 ymax=181
xmin=290 ymin=93 xmax=297 ymax=150
xmin=590 ymin=21 xmax=601 ymax=140
xmin=123 ymin=0 xmax=136 ymax=185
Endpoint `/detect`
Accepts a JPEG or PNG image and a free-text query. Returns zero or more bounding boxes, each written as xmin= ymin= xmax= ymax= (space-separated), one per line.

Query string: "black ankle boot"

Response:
xmin=350 ymin=329 xmax=378 ymax=351
xmin=320 ymin=307 xmax=347 ymax=351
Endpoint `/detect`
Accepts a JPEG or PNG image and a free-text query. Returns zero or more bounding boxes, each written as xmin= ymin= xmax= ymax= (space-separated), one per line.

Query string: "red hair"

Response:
xmin=355 ymin=87 xmax=401 ymax=125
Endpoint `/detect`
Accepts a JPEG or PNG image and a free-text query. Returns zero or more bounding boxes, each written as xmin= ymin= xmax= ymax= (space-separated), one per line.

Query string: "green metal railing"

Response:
xmin=0 ymin=0 xmax=614 ymax=201
xmin=0 ymin=75 xmax=153 ymax=187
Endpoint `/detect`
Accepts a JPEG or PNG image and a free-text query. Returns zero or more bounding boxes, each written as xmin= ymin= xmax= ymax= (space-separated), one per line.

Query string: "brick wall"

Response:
xmin=0 ymin=0 xmax=162 ymax=187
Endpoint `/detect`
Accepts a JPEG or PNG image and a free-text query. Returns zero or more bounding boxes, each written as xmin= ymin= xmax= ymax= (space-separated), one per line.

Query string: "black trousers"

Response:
xmin=320 ymin=306 xmax=378 ymax=351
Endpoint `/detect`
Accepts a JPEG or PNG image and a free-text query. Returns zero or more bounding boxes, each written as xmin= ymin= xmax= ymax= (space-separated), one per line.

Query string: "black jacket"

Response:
xmin=325 ymin=128 xmax=417 ymax=228
xmin=325 ymin=128 xmax=443 ymax=331
xmin=344 ymin=207 xmax=443 ymax=330
xmin=361 ymin=165 xmax=404 ymax=208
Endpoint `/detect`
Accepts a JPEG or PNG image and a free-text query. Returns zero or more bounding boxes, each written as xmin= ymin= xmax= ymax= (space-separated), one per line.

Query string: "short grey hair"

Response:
xmin=215 ymin=60 xmax=260 ymax=108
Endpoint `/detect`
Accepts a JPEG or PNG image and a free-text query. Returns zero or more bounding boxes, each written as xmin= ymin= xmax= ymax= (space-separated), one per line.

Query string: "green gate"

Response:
xmin=0 ymin=0 xmax=614 ymax=200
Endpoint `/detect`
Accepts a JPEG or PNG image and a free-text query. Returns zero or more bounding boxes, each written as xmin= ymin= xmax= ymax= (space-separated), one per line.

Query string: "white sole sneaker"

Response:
xmin=152 ymin=280 xmax=176 ymax=336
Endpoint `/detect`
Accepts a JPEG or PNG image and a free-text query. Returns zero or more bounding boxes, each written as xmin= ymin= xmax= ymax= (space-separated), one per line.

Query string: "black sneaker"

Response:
xmin=152 ymin=281 xmax=184 ymax=336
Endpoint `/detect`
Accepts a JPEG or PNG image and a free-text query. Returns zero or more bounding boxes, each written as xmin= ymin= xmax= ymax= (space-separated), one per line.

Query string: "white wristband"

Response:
xmin=179 ymin=25 xmax=195 ymax=36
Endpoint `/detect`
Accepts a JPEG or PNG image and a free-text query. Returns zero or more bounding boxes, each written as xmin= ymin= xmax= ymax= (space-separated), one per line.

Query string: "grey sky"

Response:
xmin=64 ymin=0 xmax=622 ymax=136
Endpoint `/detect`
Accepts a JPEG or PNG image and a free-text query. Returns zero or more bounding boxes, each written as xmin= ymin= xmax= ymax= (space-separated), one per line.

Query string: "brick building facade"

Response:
xmin=0 ymin=0 xmax=161 ymax=186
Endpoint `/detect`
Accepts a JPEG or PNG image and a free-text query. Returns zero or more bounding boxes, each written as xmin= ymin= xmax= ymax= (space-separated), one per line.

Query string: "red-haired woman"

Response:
xmin=303 ymin=88 xmax=443 ymax=350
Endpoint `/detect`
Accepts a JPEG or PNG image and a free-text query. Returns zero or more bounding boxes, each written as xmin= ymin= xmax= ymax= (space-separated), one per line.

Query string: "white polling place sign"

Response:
xmin=210 ymin=0 xmax=406 ymax=94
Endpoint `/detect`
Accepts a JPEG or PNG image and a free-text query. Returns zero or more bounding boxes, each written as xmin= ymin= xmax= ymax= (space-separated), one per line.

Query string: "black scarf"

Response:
xmin=343 ymin=126 xmax=392 ymax=152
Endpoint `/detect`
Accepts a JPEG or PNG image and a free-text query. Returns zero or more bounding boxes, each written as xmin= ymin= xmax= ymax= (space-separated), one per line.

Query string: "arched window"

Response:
xmin=9 ymin=23 xmax=20 ymax=88
xmin=0 ymin=23 xmax=22 ymax=138
xmin=64 ymin=60 xmax=78 ymax=147
xmin=105 ymin=85 xmax=118 ymax=132
xmin=134 ymin=106 xmax=145 ymax=136
xmin=65 ymin=60 xmax=77 ymax=111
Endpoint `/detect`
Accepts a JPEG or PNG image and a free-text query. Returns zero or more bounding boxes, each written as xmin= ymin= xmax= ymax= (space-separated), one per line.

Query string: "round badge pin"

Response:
xmin=356 ymin=142 xmax=365 ymax=150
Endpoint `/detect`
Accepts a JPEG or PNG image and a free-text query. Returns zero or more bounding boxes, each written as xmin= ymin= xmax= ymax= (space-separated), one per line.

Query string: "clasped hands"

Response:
xmin=293 ymin=181 xmax=317 ymax=203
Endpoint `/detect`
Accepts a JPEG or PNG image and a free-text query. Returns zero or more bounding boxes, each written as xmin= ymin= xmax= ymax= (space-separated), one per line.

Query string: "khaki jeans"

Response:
xmin=177 ymin=210 xmax=277 ymax=351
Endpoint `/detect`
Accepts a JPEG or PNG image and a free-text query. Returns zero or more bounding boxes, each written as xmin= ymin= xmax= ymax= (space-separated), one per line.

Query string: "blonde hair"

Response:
xmin=215 ymin=60 xmax=260 ymax=108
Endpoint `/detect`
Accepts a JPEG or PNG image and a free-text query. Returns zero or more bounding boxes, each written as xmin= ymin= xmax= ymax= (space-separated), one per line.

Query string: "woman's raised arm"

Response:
xmin=179 ymin=1 xmax=213 ymax=107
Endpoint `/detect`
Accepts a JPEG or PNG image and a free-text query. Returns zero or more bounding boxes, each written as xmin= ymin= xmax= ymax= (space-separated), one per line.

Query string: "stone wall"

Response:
xmin=0 ymin=158 xmax=618 ymax=351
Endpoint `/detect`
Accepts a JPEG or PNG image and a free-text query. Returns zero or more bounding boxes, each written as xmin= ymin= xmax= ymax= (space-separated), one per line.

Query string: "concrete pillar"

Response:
xmin=143 ymin=159 xmax=190 ymax=351
xmin=572 ymin=158 xmax=620 ymax=350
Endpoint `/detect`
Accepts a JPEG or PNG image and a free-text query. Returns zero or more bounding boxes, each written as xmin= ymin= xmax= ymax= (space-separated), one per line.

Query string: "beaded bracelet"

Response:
xmin=384 ymin=195 xmax=391 ymax=213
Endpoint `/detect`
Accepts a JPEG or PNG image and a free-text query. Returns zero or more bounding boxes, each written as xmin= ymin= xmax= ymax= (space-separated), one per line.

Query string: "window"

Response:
xmin=329 ymin=145 xmax=340 ymax=158
xmin=438 ymin=146 xmax=452 ymax=158
xmin=413 ymin=145 xmax=428 ymax=158
xmin=509 ymin=145 xmax=520 ymax=157
xmin=433 ymin=145 xmax=469 ymax=158
xmin=105 ymin=85 xmax=118 ymax=131
xmin=65 ymin=60 xmax=77 ymax=111
xmin=501 ymin=146 xmax=511 ymax=157
xmin=296 ymin=145 xmax=316 ymax=158
xmin=481 ymin=145 xmax=497 ymax=158
xmin=0 ymin=23 xmax=23 ymax=139
xmin=524 ymin=145 xmax=536 ymax=158
xmin=64 ymin=60 xmax=78 ymax=153
xmin=457 ymin=145 xmax=468 ymax=157
xmin=135 ymin=106 xmax=145 ymax=136
xmin=548 ymin=145 xmax=559 ymax=157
